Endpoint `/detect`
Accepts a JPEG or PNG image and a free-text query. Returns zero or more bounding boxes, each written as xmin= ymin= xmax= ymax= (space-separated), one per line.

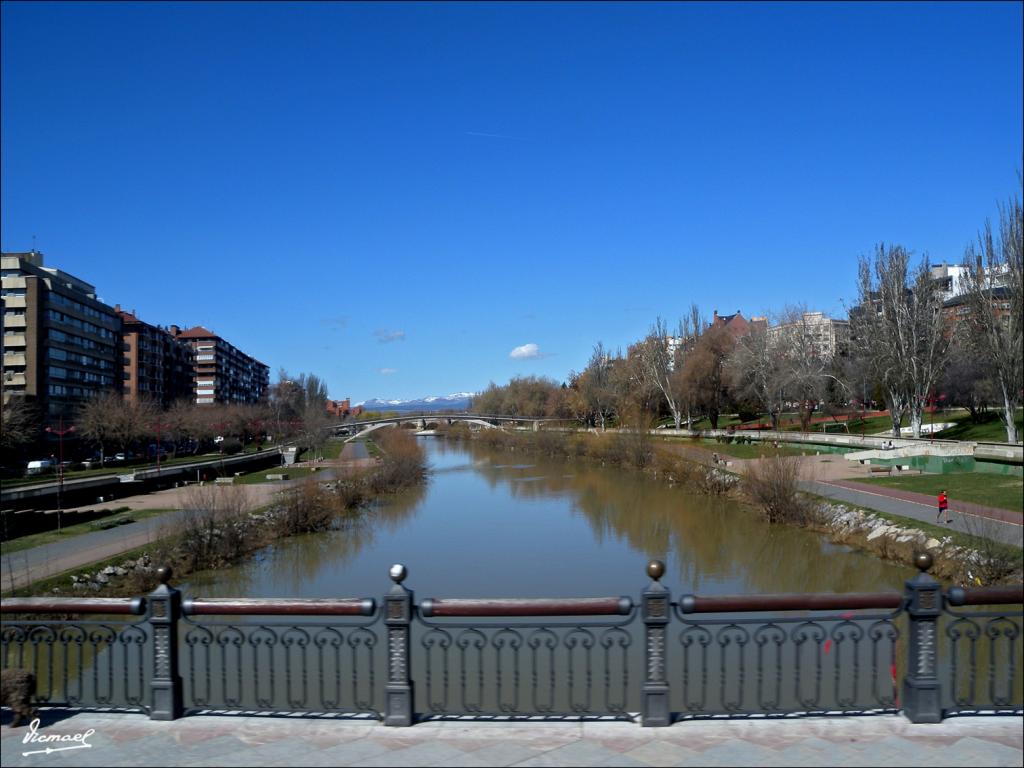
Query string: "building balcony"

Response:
xmin=2 ymin=333 xmax=26 ymax=348
xmin=3 ymin=352 xmax=27 ymax=367
xmin=4 ymin=315 xmax=26 ymax=329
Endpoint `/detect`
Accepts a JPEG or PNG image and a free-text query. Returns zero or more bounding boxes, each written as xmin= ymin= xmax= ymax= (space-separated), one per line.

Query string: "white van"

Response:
xmin=26 ymin=458 xmax=56 ymax=475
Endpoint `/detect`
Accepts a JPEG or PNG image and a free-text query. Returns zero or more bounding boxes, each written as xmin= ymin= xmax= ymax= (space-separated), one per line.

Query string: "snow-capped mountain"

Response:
xmin=355 ymin=393 xmax=476 ymax=413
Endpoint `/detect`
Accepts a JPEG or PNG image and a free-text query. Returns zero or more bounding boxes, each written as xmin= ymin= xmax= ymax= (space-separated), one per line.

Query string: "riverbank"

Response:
xmin=3 ymin=433 xmax=427 ymax=598
xmin=437 ymin=426 xmax=1022 ymax=585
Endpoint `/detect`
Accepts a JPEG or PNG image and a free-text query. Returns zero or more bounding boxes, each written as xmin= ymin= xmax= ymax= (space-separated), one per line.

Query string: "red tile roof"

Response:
xmin=177 ymin=325 xmax=218 ymax=339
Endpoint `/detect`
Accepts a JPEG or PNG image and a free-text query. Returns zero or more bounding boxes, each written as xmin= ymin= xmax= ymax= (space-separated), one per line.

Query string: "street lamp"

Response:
xmin=150 ymin=420 xmax=172 ymax=476
xmin=44 ymin=416 xmax=75 ymax=535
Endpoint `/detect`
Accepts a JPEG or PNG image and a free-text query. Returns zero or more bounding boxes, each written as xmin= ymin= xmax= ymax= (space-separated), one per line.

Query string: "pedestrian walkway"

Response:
xmin=683 ymin=446 xmax=1023 ymax=548
xmin=1 ymin=484 xmax=280 ymax=593
xmin=801 ymin=479 xmax=1023 ymax=548
xmin=2 ymin=711 xmax=1020 ymax=767
xmin=1 ymin=445 xmax=378 ymax=593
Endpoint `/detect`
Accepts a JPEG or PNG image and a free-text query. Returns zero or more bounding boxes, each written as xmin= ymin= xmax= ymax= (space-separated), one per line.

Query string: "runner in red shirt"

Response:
xmin=936 ymin=490 xmax=950 ymax=524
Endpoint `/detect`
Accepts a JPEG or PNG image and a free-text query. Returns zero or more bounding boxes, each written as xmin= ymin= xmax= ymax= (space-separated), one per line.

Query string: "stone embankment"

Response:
xmin=812 ymin=500 xmax=1019 ymax=584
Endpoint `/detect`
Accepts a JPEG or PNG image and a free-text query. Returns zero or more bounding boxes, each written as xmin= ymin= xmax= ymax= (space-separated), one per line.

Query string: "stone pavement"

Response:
xmin=1 ymin=711 xmax=1021 ymax=767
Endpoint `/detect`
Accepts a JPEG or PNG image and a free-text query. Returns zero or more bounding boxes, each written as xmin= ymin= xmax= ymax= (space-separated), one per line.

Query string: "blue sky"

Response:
xmin=2 ymin=2 xmax=1021 ymax=403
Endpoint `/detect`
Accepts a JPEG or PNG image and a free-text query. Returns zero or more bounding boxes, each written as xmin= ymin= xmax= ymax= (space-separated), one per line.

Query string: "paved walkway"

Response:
xmin=0 ymin=485 xmax=282 ymax=593
xmin=688 ymin=447 xmax=1024 ymax=549
xmin=1 ymin=712 xmax=1021 ymax=766
xmin=1 ymin=444 xmax=378 ymax=593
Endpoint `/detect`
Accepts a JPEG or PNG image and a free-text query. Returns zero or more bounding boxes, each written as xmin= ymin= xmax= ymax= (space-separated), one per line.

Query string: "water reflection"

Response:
xmin=183 ymin=438 xmax=912 ymax=599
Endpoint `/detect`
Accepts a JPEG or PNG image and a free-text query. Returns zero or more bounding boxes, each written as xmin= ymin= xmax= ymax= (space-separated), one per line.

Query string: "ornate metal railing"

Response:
xmin=1 ymin=554 xmax=1021 ymax=726
xmin=412 ymin=596 xmax=637 ymax=719
xmin=0 ymin=597 xmax=150 ymax=713
xmin=941 ymin=586 xmax=1023 ymax=716
xmin=179 ymin=597 xmax=382 ymax=717
xmin=669 ymin=591 xmax=904 ymax=719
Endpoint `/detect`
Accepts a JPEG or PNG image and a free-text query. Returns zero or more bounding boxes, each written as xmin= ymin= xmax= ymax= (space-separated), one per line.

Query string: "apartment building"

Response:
xmin=116 ymin=307 xmax=194 ymax=407
xmin=1 ymin=251 xmax=122 ymax=420
xmin=767 ymin=311 xmax=850 ymax=360
xmin=709 ymin=310 xmax=767 ymax=337
xmin=169 ymin=325 xmax=269 ymax=405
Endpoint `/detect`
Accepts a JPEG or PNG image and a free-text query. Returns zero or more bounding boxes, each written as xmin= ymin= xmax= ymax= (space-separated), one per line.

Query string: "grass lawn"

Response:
xmin=934 ymin=410 xmax=1024 ymax=443
xmin=861 ymin=473 xmax=1023 ymax=513
xmin=705 ymin=442 xmax=815 ymax=460
xmin=0 ymin=508 xmax=177 ymax=555
xmin=690 ymin=414 xmax=745 ymax=429
xmin=233 ymin=466 xmax=317 ymax=485
xmin=319 ymin=440 xmax=346 ymax=460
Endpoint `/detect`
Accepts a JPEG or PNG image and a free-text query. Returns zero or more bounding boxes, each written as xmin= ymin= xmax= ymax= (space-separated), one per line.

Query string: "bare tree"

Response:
xmin=76 ymin=390 xmax=123 ymax=462
xmin=960 ymin=186 xmax=1023 ymax=443
xmin=853 ymin=244 xmax=950 ymax=438
xmin=941 ymin=334 xmax=998 ymax=423
xmin=635 ymin=317 xmax=687 ymax=429
xmin=776 ymin=306 xmax=848 ymax=431
xmin=727 ymin=322 xmax=787 ymax=429
xmin=613 ymin=347 xmax=659 ymax=428
xmin=0 ymin=394 xmax=38 ymax=450
xmin=579 ymin=342 xmax=615 ymax=430
xmin=681 ymin=324 xmax=735 ymax=429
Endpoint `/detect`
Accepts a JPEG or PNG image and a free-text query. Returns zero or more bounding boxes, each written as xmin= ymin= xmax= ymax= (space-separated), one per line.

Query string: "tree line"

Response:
xmin=1 ymin=369 xmax=340 ymax=464
xmin=473 ymin=181 xmax=1022 ymax=443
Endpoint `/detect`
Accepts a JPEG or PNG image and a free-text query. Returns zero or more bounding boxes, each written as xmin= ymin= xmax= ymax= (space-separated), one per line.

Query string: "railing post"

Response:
xmin=384 ymin=563 xmax=414 ymax=726
xmin=642 ymin=559 xmax=671 ymax=726
xmin=902 ymin=552 xmax=943 ymax=723
xmin=148 ymin=566 xmax=183 ymax=720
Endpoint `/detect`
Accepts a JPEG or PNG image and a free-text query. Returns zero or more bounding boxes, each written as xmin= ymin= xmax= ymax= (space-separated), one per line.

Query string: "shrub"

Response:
xmin=742 ymin=455 xmax=819 ymax=525
xmin=370 ymin=428 xmax=426 ymax=493
xmin=276 ymin=479 xmax=335 ymax=535
xmin=178 ymin=485 xmax=253 ymax=569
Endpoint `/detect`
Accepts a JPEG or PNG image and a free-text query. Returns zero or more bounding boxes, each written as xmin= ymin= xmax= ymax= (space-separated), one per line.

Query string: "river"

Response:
xmin=184 ymin=437 xmax=913 ymax=599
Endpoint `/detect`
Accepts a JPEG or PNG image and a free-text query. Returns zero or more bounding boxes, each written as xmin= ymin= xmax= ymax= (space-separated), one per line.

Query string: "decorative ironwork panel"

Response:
xmin=181 ymin=612 xmax=384 ymax=717
xmin=411 ymin=610 xmax=640 ymax=719
xmin=1 ymin=617 xmax=151 ymax=712
xmin=940 ymin=604 xmax=1023 ymax=715
xmin=670 ymin=603 xmax=905 ymax=719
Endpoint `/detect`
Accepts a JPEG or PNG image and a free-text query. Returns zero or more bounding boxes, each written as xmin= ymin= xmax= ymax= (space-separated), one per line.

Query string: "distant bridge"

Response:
xmin=332 ymin=414 xmax=568 ymax=443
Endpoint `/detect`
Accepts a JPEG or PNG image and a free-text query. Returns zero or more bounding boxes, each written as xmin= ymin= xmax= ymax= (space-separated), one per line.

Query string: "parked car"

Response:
xmin=26 ymin=459 xmax=56 ymax=475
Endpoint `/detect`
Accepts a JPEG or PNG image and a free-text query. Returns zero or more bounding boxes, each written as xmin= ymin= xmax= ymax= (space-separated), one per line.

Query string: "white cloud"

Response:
xmin=378 ymin=368 xmax=398 ymax=375
xmin=375 ymin=329 xmax=406 ymax=343
xmin=509 ymin=343 xmax=542 ymax=359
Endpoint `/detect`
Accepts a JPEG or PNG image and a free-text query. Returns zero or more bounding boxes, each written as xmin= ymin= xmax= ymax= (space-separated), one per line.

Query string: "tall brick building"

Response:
xmin=169 ymin=325 xmax=269 ymax=405
xmin=1 ymin=250 xmax=121 ymax=421
xmin=116 ymin=307 xmax=194 ymax=407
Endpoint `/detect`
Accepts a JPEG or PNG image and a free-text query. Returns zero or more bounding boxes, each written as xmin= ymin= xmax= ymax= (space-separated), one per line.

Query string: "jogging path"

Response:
xmin=672 ymin=445 xmax=1023 ymax=549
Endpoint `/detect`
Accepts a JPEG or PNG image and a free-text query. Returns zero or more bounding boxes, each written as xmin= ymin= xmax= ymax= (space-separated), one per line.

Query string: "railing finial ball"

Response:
xmin=389 ymin=563 xmax=408 ymax=584
xmin=646 ymin=559 xmax=665 ymax=581
xmin=157 ymin=565 xmax=173 ymax=584
xmin=913 ymin=552 xmax=933 ymax=572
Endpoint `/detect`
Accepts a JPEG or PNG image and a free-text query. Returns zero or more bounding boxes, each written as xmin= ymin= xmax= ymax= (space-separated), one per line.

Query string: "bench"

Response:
xmin=265 ymin=473 xmax=289 ymax=481
xmin=214 ymin=477 xmax=235 ymax=485
xmin=868 ymin=465 xmax=893 ymax=475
